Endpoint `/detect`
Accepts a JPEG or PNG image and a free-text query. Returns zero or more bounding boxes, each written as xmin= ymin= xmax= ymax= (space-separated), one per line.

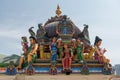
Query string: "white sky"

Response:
xmin=0 ymin=0 xmax=120 ymax=65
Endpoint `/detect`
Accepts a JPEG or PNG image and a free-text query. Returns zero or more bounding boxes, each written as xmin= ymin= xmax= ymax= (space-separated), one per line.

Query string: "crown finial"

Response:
xmin=56 ymin=5 xmax=62 ymax=16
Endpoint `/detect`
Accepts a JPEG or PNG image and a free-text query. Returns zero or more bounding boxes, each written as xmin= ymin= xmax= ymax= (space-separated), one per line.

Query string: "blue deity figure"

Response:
xmin=63 ymin=27 xmax=67 ymax=34
xmin=50 ymin=37 xmax=57 ymax=61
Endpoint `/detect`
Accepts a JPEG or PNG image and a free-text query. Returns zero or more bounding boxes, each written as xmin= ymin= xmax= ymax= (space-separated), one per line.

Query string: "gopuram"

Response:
xmin=16 ymin=5 xmax=112 ymax=75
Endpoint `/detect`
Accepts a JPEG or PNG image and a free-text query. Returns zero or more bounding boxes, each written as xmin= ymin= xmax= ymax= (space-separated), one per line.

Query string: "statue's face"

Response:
xmin=30 ymin=38 xmax=35 ymax=44
xmin=52 ymin=37 xmax=56 ymax=42
xmin=77 ymin=39 xmax=81 ymax=43
xmin=64 ymin=44 xmax=68 ymax=49
xmin=97 ymin=41 xmax=102 ymax=46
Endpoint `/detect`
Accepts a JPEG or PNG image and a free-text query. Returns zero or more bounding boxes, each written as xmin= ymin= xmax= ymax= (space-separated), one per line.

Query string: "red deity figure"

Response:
xmin=62 ymin=44 xmax=73 ymax=71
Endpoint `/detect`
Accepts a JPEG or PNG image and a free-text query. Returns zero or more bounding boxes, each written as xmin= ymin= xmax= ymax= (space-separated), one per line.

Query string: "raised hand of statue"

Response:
xmin=103 ymin=48 xmax=107 ymax=53
xmin=56 ymin=29 xmax=59 ymax=35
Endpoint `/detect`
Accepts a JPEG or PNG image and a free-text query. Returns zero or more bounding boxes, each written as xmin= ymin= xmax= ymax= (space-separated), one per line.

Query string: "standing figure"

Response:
xmin=94 ymin=36 xmax=110 ymax=63
xmin=76 ymin=38 xmax=84 ymax=63
xmin=49 ymin=37 xmax=57 ymax=62
xmin=62 ymin=44 xmax=73 ymax=71
xmin=57 ymin=38 xmax=63 ymax=59
xmin=63 ymin=27 xmax=67 ymax=34
xmin=70 ymin=39 xmax=76 ymax=59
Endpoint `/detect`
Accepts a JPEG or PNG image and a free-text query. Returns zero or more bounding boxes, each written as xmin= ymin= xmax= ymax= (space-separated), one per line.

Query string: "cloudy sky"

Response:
xmin=0 ymin=0 xmax=120 ymax=65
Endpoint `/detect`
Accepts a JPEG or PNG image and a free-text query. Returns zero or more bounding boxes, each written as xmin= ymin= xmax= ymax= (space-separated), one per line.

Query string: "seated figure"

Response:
xmin=94 ymin=36 xmax=110 ymax=63
xmin=62 ymin=44 xmax=73 ymax=71
xmin=17 ymin=36 xmax=38 ymax=69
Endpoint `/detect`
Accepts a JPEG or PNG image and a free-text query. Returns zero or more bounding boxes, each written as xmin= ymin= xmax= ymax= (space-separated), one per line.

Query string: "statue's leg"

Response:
xmin=102 ymin=56 xmax=109 ymax=63
xmin=80 ymin=52 xmax=83 ymax=61
xmin=78 ymin=51 xmax=83 ymax=61
xmin=28 ymin=54 xmax=32 ymax=63
xmin=77 ymin=50 xmax=80 ymax=61
xmin=51 ymin=51 xmax=57 ymax=61
xmin=62 ymin=58 xmax=65 ymax=70
xmin=18 ymin=57 xmax=24 ymax=68
xmin=69 ymin=58 xmax=72 ymax=69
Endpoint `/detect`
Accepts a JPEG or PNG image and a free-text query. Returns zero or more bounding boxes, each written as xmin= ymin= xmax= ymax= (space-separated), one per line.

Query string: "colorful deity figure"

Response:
xmin=6 ymin=61 xmax=17 ymax=75
xmin=63 ymin=27 xmax=67 ymax=35
xmin=103 ymin=63 xmax=112 ymax=75
xmin=18 ymin=36 xmax=38 ymax=69
xmin=94 ymin=36 xmax=110 ymax=64
xmin=27 ymin=36 xmax=38 ymax=63
xmin=57 ymin=38 xmax=63 ymax=59
xmin=39 ymin=39 xmax=45 ymax=59
xmin=70 ymin=38 xmax=76 ymax=59
xmin=21 ymin=36 xmax=28 ymax=55
xmin=62 ymin=44 xmax=73 ymax=71
xmin=49 ymin=62 xmax=57 ymax=75
xmin=80 ymin=61 xmax=89 ymax=75
xmin=25 ymin=62 xmax=35 ymax=75
xmin=76 ymin=38 xmax=84 ymax=63
xmin=49 ymin=37 xmax=57 ymax=62
xmin=88 ymin=46 xmax=96 ymax=60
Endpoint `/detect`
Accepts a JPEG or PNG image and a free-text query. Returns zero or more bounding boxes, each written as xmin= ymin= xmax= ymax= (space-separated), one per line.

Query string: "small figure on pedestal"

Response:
xmin=25 ymin=62 xmax=35 ymax=75
xmin=49 ymin=62 xmax=57 ymax=75
xmin=6 ymin=61 xmax=17 ymax=75
xmin=80 ymin=62 xmax=89 ymax=75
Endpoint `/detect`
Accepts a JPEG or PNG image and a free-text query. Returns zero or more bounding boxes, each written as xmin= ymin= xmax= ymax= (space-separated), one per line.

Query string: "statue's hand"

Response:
xmin=29 ymin=53 xmax=33 ymax=56
xmin=104 ymin=48 xmax=107 ymax=53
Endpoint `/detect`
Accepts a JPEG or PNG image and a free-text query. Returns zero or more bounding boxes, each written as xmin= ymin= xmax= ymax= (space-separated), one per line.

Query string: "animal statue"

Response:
xmin=82 ymin=24 xmax=90 ymax=42
xmin=88 ymin=46 xmax=96 ymax=60
xmin=79 ymin=24 xmax=91 ymax=47
xmin=6 ymin=61 xmax=17 ymax=75
xmin=28 ymin=27 xmax=36 ymax=37
xmin=36 ymin=23 xmax=46 ymax=41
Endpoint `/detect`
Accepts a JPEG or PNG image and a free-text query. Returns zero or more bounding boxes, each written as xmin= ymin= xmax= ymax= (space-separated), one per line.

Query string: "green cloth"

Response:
xmin=22 ymin=44 xmax=37 ymax=68
xmin=76 ymin=43 xmax=83 ymax=61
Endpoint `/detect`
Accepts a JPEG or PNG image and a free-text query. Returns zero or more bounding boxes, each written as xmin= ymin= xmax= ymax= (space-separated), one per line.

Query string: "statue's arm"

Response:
xmin=29 ymin=44 xmax=38 ymax=55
